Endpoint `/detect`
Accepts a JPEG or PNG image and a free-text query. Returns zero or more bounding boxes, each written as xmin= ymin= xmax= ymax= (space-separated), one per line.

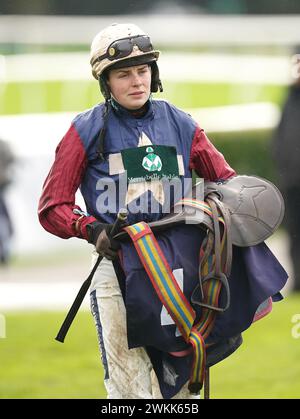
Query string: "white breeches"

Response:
xmin=90 ymin=252 xmax=199 ymax=399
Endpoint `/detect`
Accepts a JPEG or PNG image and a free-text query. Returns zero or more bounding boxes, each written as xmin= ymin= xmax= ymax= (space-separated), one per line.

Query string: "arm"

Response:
xmin=38 ymin=124 xmax=97 ymax=241
xmin=189 ymin=126 xmax=236 ymax=181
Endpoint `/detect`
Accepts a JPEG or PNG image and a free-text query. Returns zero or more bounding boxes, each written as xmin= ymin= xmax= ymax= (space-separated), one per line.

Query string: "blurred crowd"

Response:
xmin=272 ymin=51 xmax=300 ymax=291
xmin=0 ymin=139 xmax=14 ymax=265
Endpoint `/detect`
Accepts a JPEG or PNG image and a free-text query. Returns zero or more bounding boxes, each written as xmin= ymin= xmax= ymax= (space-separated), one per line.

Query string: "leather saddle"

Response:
xmin=115 ymin=175 xmax=285 ymax=247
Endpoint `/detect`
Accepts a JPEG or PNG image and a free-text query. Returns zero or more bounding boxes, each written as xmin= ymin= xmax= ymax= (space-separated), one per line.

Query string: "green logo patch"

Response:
xmin=121 ymin=145 xmax=179 ymax=183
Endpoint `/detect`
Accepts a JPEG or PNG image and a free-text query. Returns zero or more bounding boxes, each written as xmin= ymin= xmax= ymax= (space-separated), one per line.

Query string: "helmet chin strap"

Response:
xmin=96 ymin=76 xmax=111 ymax=161
xmin=96 ymin=99 xmax=110 ymax=162
xmin=99 ymin=76 xmax=111 ymax=101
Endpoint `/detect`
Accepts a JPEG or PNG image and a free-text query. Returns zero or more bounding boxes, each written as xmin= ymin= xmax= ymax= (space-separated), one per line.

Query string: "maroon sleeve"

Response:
xmin=189 ymin=126 xmax=236 ymax=181
xmin=38 ymin=124 xmax=97 ymax=241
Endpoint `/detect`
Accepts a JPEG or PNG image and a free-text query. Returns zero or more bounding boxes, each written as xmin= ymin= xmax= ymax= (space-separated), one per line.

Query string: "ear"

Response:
xmin=150 ymin=61 xmax=163 ymax=93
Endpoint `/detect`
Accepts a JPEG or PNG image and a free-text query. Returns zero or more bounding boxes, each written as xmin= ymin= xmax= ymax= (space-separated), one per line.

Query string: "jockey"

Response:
xmin=38 ymin=23 xmax=287 ymax=399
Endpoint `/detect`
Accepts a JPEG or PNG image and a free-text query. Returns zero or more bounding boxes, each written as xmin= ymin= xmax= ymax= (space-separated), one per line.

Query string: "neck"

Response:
xmin=110 ymin=97 xmax=151 ymax=118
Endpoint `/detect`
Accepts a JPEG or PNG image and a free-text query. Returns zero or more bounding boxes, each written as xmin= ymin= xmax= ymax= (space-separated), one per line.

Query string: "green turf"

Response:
xmin=212 ymin=292 xmax=300 ymax=399
xmin=0 ymin=293 xmax=299 ymax=399
xmin=0 ymin=80 xmax=286 ymax=115
xmin=0 ymin=311 xmax=104 ymax=398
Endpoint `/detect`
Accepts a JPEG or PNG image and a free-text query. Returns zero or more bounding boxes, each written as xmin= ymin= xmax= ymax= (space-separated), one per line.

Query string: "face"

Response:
xmin=107 ymin=64 xmax=152 ymax=110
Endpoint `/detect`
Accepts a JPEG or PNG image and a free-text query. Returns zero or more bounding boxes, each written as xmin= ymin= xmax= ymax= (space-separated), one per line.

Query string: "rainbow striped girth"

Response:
xmin=125 ymin=198 xmax=229 ymax=394
xmin=125 ymin=222 xmax=205 ymax=392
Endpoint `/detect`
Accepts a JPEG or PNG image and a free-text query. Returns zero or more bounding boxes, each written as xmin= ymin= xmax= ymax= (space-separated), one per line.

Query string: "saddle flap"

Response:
xmin=203 ymin=175 xmax=285 ymax=246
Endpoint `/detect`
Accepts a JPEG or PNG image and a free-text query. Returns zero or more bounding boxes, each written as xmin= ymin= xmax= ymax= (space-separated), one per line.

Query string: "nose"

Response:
xmin=131 ymin=71 xmax=143 ymax=86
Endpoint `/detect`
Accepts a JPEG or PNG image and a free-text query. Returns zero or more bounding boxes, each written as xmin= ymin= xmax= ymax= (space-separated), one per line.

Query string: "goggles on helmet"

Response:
xmin=92 ymin=35 xmax=153 ymax=65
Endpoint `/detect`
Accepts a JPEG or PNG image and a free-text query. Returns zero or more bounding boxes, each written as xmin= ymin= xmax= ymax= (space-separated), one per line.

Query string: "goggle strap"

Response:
xmin=97 ymin=100 xmax=110 ymax=161
xmin=96 ymin=35 xmax=152 ymax=63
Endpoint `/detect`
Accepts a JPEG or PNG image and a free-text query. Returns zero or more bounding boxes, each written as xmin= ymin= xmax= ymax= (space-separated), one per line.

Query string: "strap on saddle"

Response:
xmin=190 ymin=193 xmax=232 ymax=312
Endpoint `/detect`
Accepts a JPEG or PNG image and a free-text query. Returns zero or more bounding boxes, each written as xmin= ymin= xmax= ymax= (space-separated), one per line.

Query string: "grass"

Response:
xmin=0 ymin=311 xmax=105 ymax=398
xmin=0 ymin=80 xmax=286 ymax=115
xmin=0 ymin=293 xmax=299 ymax=399
xmin=212 ymin=292 xmax=300 ymax=399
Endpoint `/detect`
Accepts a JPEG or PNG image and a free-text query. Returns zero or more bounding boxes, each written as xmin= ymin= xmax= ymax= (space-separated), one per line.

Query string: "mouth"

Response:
xmin=129 ymin=91 xmax=144 ymax=96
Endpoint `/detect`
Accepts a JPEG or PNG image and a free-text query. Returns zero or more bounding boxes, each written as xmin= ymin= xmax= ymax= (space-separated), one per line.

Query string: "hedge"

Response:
xmin=208 ymin=128 xmax=279 ymax=184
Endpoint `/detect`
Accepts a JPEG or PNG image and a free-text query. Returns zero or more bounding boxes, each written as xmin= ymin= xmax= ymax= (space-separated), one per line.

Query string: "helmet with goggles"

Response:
xmin=90 ymin=23 xmax=162 ymax=100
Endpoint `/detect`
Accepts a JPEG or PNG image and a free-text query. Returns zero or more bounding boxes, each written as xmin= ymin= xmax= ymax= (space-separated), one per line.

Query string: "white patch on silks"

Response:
xmin=109 ymin=152 xmax=124 ymax=175
xmin=160 ymin=268 xmax=183 ymax=337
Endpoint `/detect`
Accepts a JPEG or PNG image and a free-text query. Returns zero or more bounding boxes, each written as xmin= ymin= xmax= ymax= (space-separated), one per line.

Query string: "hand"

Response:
xmin=95 ymin=226 xmax=120 ymax=260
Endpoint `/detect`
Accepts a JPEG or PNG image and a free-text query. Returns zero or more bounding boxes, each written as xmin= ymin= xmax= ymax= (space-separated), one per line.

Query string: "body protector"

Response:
xmin=74 ymin=100 xmax=197 ymax=225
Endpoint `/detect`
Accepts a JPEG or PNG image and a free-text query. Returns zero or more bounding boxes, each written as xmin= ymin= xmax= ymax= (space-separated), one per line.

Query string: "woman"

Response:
xmin=38 ymin=23 xmax=238 ymax=398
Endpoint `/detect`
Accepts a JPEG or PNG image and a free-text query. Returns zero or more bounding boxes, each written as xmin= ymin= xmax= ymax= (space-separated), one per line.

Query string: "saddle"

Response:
xmin=204 ymin=175 xmax=285 ymax=247
xmin=115 ymin=175 xmax=284 ymax=247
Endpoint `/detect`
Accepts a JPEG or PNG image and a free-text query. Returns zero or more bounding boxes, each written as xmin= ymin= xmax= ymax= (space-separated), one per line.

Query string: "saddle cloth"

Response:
xmin=115 ymin=227 xmax=287 ymax=398
xmin=113 ymin=175 xmax=287 ymax=397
